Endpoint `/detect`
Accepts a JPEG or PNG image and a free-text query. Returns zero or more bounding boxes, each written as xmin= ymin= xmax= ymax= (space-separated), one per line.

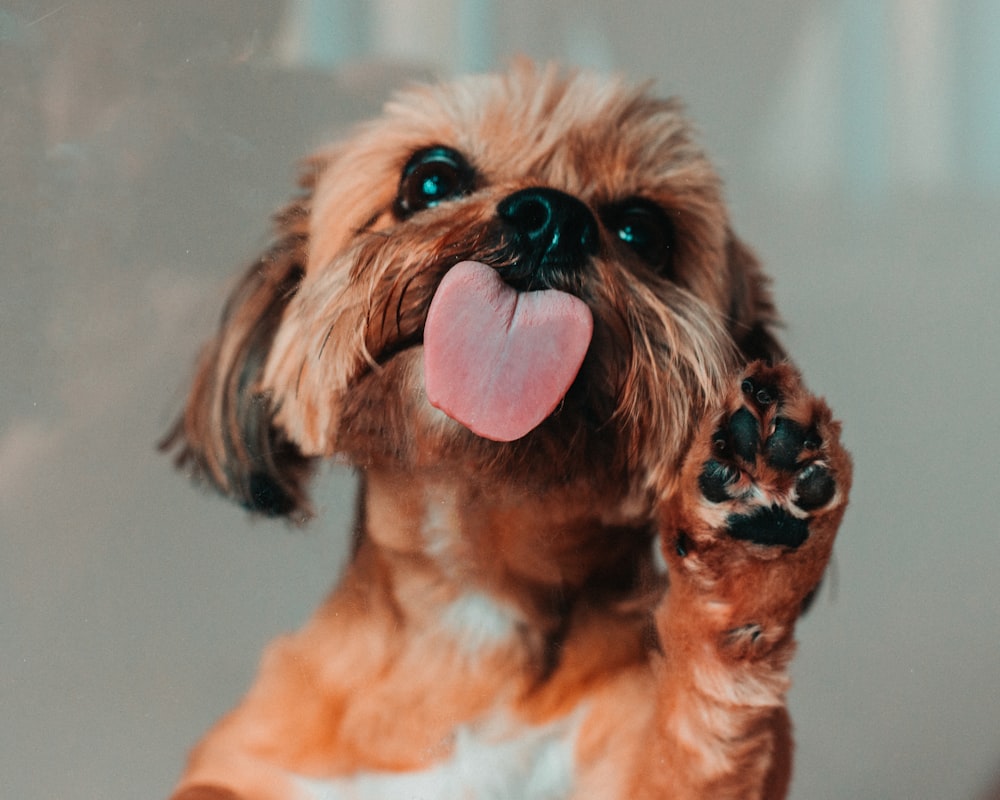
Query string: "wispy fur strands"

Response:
xmin=161 ymin=169 xmax=320 ymax=518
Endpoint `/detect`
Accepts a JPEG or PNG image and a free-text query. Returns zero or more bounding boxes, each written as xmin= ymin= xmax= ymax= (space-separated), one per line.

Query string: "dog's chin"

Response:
xmin=332 ymin=347 xmax=632 ymax=493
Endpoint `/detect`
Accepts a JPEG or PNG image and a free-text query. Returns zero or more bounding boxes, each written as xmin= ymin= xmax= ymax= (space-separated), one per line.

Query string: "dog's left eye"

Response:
xmin=395 ymin=146 xmax=475 ymax=218
xmin=603 ymin=200 xmax=677 ymax=273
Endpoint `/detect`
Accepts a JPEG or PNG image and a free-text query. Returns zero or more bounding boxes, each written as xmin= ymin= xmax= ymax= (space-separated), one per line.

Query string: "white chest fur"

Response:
xmin=293 ymin=711 xmax=581 ymax=800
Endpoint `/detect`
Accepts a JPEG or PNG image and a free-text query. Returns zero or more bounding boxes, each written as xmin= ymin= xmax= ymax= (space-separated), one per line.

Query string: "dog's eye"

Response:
xmin=395 ymin=146 xmax=475 ymax=218
xmin=604 ymin=200 xmax=677 ymax=272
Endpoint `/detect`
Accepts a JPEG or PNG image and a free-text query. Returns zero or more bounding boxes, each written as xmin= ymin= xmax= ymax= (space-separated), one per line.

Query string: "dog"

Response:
xmin=162 ymin=61 xmax=851 ymax=800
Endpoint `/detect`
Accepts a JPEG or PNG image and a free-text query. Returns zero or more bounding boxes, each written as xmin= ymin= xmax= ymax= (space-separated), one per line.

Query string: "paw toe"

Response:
xmin=764 ymin=417 xmax=821 ymax=470
xmin=727 ymin=407 xmax=760 ymax=461
xmin=741 ymin=374 xmax=779 ymax=408
xmin=698 ymin=459 xmax=739 ymax=502
xmin=794 ymin=464 xmax=837 ymax=511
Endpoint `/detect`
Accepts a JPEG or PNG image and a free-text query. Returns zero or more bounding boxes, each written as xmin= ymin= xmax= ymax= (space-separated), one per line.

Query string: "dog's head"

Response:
xmin=164 ymin=62 xmax=782 ymax=520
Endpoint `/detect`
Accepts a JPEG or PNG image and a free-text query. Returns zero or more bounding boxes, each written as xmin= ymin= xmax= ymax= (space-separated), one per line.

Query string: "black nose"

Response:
xmin=497 ymin=188 xmax=598 ymax=283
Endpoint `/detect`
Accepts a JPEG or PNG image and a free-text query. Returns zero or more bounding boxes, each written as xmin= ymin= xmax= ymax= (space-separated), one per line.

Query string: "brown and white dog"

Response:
xmin=163 ymin=62 xmax=851 ymax=800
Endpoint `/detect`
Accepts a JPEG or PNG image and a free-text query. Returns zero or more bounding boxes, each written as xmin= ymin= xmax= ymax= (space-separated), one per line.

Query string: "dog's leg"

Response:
xmin=636 ymin=361 xmax=851 ymax=800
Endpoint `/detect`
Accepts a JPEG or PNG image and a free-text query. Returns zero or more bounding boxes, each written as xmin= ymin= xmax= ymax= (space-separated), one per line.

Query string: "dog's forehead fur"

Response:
xmin=389 ymin=66 xmax=708 ymax=190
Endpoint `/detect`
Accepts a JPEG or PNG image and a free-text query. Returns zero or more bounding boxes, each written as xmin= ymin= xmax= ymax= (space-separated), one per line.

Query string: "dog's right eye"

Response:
xmin=394 ymin=146 xmax=475 ymax=218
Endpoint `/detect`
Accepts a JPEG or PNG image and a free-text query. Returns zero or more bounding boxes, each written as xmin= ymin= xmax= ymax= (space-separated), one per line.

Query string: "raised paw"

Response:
xmin=661 ymin=361 xmax=852 ymax=639
xmin=696 ymin=365 xmax=845 ymax=548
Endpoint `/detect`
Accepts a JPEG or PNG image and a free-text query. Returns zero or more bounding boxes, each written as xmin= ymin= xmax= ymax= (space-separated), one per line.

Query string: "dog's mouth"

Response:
xmin=421 ymin=260 xmax=594 ymax=442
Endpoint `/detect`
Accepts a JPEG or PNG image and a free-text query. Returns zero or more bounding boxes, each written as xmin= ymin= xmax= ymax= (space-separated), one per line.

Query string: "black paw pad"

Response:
xmin=794 ymin=464 xmax=836 ymax=511
xmin=741 ymin=375 xmax=779 ymax=408
xmin=728 ymin=407 xmax=760 ymax=461
xmin=727 ymin=505 xmax=810 ymax=548
xmin=699 ymin=459 xmax=739 ymax=503
xmin=764 ymin=418 xmax=821 ymax=470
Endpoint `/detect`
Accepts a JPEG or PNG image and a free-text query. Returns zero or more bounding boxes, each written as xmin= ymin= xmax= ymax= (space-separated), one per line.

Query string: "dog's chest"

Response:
xmin=292 ymin=712 xmax=581 ymax=800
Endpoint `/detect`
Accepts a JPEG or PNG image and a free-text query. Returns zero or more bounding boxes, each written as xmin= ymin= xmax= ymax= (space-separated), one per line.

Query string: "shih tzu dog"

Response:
xmin=163 ymin=61 xmax=851 ymax=800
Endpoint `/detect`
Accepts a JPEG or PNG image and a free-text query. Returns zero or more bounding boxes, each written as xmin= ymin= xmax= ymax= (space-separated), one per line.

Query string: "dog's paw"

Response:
xmin=661 ymin=362 xmax=851 ymax=645
xmin=693 ymin=362 xmax=847 ymax=549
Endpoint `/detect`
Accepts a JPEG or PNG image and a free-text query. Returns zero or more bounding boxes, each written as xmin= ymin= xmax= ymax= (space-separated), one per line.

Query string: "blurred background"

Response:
xmin=2 ymin=1 xmax=998 ymax=798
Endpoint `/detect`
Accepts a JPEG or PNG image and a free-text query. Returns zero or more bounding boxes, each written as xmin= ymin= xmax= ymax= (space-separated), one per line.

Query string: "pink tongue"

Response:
xmin=423 ymin=261 xmax=593 ymax=442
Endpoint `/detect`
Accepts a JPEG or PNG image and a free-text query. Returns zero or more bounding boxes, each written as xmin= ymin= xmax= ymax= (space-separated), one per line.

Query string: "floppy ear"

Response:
xmin=161 ymin=165 xmax=322 ymax=520
xmin=724 ymin=232 xmax=787 ymax=364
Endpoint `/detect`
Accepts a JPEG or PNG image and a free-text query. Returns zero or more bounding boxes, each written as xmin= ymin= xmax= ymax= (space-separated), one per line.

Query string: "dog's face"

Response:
xmin=167 ymin=63 xmax=781 ymax=519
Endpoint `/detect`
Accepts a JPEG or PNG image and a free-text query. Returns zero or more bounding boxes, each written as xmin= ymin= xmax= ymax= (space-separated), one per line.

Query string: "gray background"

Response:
xmin=2 ymin=1 xmax=998 ymax=798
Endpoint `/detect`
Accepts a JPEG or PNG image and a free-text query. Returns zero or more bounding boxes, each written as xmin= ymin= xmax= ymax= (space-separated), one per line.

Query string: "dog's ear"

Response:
xmin=725 ymin=232 xmax=787 ymax=364
xmin=161 ymin=165 xmax=323 ymax=521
